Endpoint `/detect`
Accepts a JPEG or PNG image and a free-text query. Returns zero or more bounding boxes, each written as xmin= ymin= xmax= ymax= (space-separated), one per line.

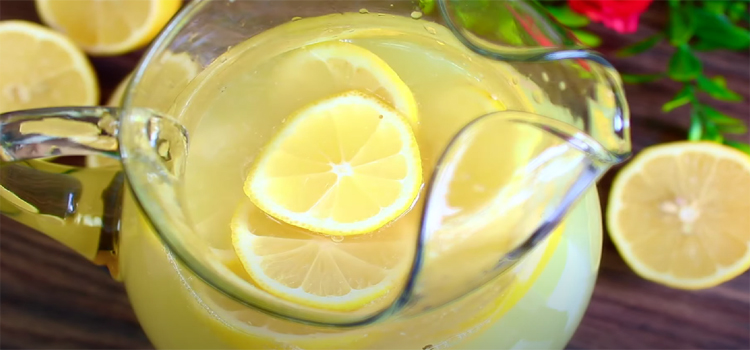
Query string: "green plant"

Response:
xmin=613 ymin=0 xmax=749 ymax=154
xmin=543 ymin=5 xmax=602 ymax=47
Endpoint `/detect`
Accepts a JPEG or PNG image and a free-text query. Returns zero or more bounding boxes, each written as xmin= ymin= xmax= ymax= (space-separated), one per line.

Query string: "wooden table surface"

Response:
xmin=1 ymin=1 xmax=749 ymax=349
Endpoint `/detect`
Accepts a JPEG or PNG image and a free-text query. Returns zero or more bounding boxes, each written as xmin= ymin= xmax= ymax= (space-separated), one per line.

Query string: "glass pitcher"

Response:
xmin=0 ymin=0 xmax=630 ymax=348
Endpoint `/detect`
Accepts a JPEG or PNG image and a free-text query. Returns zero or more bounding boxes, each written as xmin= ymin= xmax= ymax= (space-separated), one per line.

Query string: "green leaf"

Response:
xmin=419 ymin=0 xmax=436 ymax=15
xmin=545 ymin=5 xmax=591 ymax=28
xmin=711 ymin=75 xmax=727 ymax=88
xmin=668 ymin=45 xmax=702 ymax=81
xmin=688 ymin=109 xmax=703 ymax=141
xmin=728 ymin=1 xmax=749 ymax=23
xmin=700 ymin=105 xmax=747 ymax=127
xmin=717 ymin=123 xmax=749 ymax=135
xmin=704 ymin=1 xmax=728 ymax=15
xmin=662 ymin=85 xmax=695 ymax=112
xmin=724 ymin=140 xmax=750 ymax=155
xmin=621 ymin=73 xmax=663 ymax=84
xmin=668 ymin=0 xmax=681 ymax=8
xmin=697 ymin=75 xmax=743 ymax=101
xmin=692 ymin=39 xmax=725 ymax=51
xmin=691 ymin=7 xmax=750 ymax=50
xmin=617 ymin=34 xmax=663 ymax=57
xmin=703 ymin=119 xmax=724 ymax=143
xmin=669 ymin=6 xmax=695 ymax=46
xmin=571 ymin=29 xmax=601 ymax=47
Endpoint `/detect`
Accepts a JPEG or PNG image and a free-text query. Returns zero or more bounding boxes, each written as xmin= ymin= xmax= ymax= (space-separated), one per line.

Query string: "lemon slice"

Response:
xmin=35 ymin=0 xmax=181 ymax=55
xmin=608 ymin=141 xmax=750 ymax=289
xmin=244 ymin=90 xmax=422 ymax=236
xmin=0 ymin=20 xmax=98 ymax=114
xmin=231 ymin=199 xmax=414 ymax=311
xmin=419 ymin=84 xmax=505 ymax=158
xmin=270 ymin=41 xmax=418 ymax=125
xmin=191 ymin=280 xmax=376 ymax=350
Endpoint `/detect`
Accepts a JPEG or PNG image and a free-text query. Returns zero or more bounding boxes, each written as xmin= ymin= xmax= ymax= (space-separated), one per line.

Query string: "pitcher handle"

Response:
xmin=0 ymin=107 xmax=125 ymax=277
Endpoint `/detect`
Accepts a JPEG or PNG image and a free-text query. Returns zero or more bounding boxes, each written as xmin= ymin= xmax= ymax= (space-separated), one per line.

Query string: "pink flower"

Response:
xmin=569 ymin=0 xmax=653 ymax=33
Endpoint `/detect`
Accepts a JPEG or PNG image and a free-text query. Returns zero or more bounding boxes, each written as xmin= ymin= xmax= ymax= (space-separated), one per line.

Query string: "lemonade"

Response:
xmin=117 ymin=12 xmax=603 ymax=349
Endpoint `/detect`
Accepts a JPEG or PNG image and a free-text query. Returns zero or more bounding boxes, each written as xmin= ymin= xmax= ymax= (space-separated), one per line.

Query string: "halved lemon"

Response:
xmin=244 ymin=90 xmax=422 ymax=236
xmin=608 ymin=141 xmax=750 ymax=289
xmin=35 ymin=0 xmax=181 ymax=55
xmin=269 ymin=41 xmax=418 ymax=125
xmin=106 ymin=72 xmax=131 ymax=107
xmin=231 ymin=199 xmax=415 ymax=311
xmin=0 ymin=20 xmax=98 ymax=114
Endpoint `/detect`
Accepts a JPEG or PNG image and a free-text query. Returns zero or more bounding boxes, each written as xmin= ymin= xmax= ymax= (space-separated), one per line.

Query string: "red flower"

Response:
xmin=569 ymin=0 xmax=653 ymax=33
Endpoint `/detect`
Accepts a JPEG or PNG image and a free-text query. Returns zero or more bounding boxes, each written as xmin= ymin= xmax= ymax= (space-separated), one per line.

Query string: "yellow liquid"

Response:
xmin=118 ymin=12 xmax=602 ymax=349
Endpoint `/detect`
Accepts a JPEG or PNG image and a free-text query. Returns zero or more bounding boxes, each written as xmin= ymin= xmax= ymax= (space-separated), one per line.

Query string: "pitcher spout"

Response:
xmin=402 ymin=110 xmax=621 ymax=313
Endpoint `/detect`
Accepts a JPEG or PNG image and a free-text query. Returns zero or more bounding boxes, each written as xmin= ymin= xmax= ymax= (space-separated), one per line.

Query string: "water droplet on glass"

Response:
xmin=423 ymin=25 xmax=437 ymax=34
xmin=411 ymin=11 xmax=423 ymax=19
xmin=291 ymin=16 xmax=302 ymax=21
xmin=330 ymin=235 xmax=344 ymax=243
xmin=511 ymin=76 xmax=519 ymax=85
xmin=542 ymin=72 xmax=549 ymax=83
xmin=559 ymin=81 xmax=567 ymax=91
xmin=359 ymin=8 xmax=369 ymax=14
xmin=532 ymin=90 xmax=544 ymax=103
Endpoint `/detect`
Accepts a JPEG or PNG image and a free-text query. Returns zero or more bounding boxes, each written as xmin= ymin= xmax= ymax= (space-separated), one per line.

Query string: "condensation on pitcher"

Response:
xmin=291 ymin=16 xmax=302 ymax=22
xmin=511 ymin=76 xmax=519 ymax=85
xmin=424 ymin=24 xmax=437 ymax=35
xmin=359 ymin=8 xmax=369 ymax=14
xmin=411 ymin=11 xmax=423 ymax=19
xmin=532 ymin=89 xmax=544 ymax=103
xmin=542 ymin=72 xmax=550 ymax=83
xmin=559 ymin=81 xmax=567 ymax=91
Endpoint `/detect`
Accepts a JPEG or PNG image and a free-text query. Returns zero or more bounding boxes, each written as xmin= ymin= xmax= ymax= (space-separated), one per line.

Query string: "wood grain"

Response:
xmin=1 ymin=1 xmax=749 ymax=349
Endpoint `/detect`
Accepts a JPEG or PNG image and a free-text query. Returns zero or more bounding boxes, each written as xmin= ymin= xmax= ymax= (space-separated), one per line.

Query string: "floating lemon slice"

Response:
xmin=270 ymin=41 xmax=418 ymax=125
xmin=231 ymin=199 xmax=414 ymax=311
xmin=0 ymin=20 xmax=98 ymax=114
xmin=419 ymin=83 xmax=505 ymax=157
xmin=191 ymin=280 xmax=378 ymax=350
xmin=35 ymin=0 xmax=181 ymax=55
xmin=608 ymin=141 xmax=750 ymax=289
xmin=244 ymin=90 xmax=422 ymax=236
